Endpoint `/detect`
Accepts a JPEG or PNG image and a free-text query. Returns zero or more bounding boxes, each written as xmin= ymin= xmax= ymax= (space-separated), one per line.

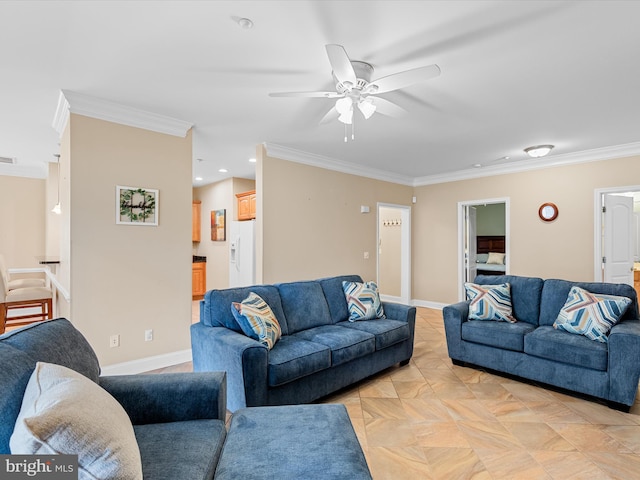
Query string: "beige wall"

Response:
xmin=413 ymin=155 xmax=640 ymax=305
xmin=259 ymin=152 xmax=413 ymax=283
xmin=65 ymin=114 xmax=192 ymax=366
xmin=0 ymin=175 xmax=45 ymax=268
xmin=193 ymin=177 xmax=255 ymax=290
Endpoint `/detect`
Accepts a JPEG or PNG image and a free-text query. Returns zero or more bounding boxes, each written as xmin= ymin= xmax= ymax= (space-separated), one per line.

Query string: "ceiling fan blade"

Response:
xmin=269 ymin=91 xmax=342 ymax=98
xmin=325 ymin=44 xmax=357 ymax=86
xmin=368 ymin=64 xmax=441 ymax=94
xmin=369 ymin=97 xmax=407 ymax=118
xmin=319 ymin=106 xmax=339 ymax=124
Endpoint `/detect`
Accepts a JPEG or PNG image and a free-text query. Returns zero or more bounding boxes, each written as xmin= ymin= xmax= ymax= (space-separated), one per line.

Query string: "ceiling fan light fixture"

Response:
xmin=357 ymin=99 xmax=377 ymax=119
xmin=338 ymin=110 xmax=353 ymax=125
xmin=524 ymin=144 xmax=554 ymax=158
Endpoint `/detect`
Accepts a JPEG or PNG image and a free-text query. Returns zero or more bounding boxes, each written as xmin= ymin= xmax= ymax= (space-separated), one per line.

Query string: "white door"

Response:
xmin=603 ymin=194 xmax=634 ymax=285
xmin=466 ymin=206 xmax=477 ymax=283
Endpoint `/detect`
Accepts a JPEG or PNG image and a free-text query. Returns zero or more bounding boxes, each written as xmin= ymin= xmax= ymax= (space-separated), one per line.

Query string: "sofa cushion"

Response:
xmin=10 ymin=362 xmax=143 ymax=479
xmin=0 ymin=343 xmax=35 ymax=454
xmin=267 ymin=336 xmax=331 ymax=387
xmin=540 ymin=279 xmax=639 ymax=327
xmin=524 ymin=326 xmax=608 ymax=371
xmin=475 ymin=275 xmax=544 ymax=325
xmin=203 ymin=286 xmax=289 ymax=335
xmin=465 ymin=283 xmax=516 ymax=323
xmin=339 ymin=319 xmax=410 ymax=350
xmin=277 ymin=281 xmax=332 ymax=334
xmin=461 ymin=320 xmax=536 ymax=352
xmin=318 ymin=275 xmax=363 ymax=323
xmin=293 ymin=325 xmax=375 ymax=366
xmin=343 ymin=280 xmax=385 ymax=321
xmin=1 ymin=318 xmax=100 ymax=382
xmin=135 ymin=419 xmax=226 ymax=480
xmin=231 ymin=292 xmax=282 ymax=349
xmin=553 ymin=286 xmax=632 ymax=343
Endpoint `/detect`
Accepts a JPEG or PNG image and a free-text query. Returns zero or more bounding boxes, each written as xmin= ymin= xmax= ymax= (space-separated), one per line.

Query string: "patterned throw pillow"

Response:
xmin=553 ymin=286 xmax=631 ymax=343
xmin=465 ymin=283 xmax=516 ymax=323
xmin=231 ymin=292 xmax=282 ymax=349
xmin=342 ymin=281 xmax=385 ymax=321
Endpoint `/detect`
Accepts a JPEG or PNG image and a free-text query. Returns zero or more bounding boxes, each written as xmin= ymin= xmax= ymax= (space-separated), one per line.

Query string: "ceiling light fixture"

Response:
xmin=218 ymin=168 xmax=228 ymax=173
xmin=249 ymin=158 xmax=256 ymax=163
xmin=237 ymin=17 xmax=253 ymax=29
xmin=524 ymin=144 xmax=554 ymax=158
xmin=195 ymin=176 xmax=203 ymax=181
xmin=51 ymin=154 xmax=61 ymax=215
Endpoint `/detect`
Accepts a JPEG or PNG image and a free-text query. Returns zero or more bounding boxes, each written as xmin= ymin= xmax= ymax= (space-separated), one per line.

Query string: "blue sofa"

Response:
xmin=443 ymin=275 xmax=640 ymax=410
xmin=1 ymin=318 xmax=372 ymax=479
xmin=191 ymin=274 xmax=417 ymax=412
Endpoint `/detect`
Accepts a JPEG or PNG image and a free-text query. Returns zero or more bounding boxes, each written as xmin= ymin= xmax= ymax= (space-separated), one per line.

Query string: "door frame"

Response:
xmin=593 ymin=185 xmax=640 ymax=281
xmin=377 ymin=203 xmax=411 ymax=305
xmin=457 ymin=197 xmax=510 ymax=301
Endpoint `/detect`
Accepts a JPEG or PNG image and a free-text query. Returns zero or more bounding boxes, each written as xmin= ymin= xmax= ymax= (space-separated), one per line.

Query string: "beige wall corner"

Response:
xmin=66 ymin=114 xmax=192 ymax=366
xmin=260 ymin=151 xmax=413 ymax=284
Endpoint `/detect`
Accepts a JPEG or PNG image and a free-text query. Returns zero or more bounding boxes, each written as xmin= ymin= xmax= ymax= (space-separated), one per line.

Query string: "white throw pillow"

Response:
xmin=486 ymin=252 xmax=505 ymax=265
xmin=10 ymin=362 xmax=143 ymax=480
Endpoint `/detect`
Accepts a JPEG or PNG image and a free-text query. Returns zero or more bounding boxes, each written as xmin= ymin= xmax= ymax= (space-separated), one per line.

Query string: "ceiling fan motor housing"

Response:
xmin=334 ymin=61 xmax=374 ymax=94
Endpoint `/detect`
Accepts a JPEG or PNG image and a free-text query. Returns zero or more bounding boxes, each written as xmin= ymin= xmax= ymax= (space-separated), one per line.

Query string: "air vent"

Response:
xmin=0 ymin=156 xmax=16 ymax=165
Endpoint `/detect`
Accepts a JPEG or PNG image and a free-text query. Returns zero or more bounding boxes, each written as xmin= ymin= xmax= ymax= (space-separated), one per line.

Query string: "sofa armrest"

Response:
xmin=99 ymin=371 xmax=226 ymax=425
xmin=191 ymin=323 xmax=268 ymax=412
xmin=382 ymin=302 xmax=416 ymax=324
xmin=442 ymin=301 xmax=469 ymax=361
xmin=608 ymin=319 xmax=640 ymax=406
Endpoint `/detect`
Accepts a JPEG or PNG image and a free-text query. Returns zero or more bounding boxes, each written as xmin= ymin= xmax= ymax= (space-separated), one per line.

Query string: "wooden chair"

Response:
xmin=0 ymin=261 xmax=52 ymax=334
xmin=0 ymin=254 xmax=47 ymax=290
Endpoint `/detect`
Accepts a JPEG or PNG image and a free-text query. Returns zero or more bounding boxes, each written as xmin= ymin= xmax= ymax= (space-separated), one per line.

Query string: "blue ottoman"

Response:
xmin=214 ymin=404 xmax=372 ymax=479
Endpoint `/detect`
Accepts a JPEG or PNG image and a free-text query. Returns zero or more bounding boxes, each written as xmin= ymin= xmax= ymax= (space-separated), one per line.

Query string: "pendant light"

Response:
xmin=51 ymin=154 xmax=61 ymax=215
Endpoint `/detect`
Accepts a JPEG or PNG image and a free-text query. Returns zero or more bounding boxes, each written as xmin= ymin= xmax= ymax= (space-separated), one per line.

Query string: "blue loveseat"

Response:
xmin=443 ymin=275 xmax=640 ymax=410
xmin=1 ymin=318 xmax=373 ymax=479
xmin=191 ymin=274 xmax=417 ymax=412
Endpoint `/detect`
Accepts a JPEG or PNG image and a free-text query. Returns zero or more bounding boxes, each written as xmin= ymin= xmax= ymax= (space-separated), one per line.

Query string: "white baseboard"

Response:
xmin=380 ymin=294 xmax=403 ymax=303
xmin=412 ymin=299 xmax=447 ymax=310
xmin=101 ymin=349 xmax=192 ymax=376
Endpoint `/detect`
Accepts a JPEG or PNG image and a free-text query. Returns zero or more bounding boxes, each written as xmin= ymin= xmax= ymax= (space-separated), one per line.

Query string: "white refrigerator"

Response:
xmin=229 ymin=220 xmax=255 ymax=287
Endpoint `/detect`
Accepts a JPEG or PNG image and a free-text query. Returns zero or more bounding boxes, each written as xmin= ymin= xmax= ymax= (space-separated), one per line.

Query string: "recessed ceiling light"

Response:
xmin=249 ymin=158 xmax=256 ymax=163
xmin=472 ymin=163 xmax=482 ymax=168
xmin=195 ymin=176 xmax=203 ymax=181
xmin=218 ymin=168 xmax=228 ymax=173
xmin=524 ymin=145 xmax=554 ymax=158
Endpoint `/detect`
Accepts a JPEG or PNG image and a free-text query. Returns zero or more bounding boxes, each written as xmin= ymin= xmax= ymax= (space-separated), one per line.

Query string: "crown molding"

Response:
xmin=264 ymin=143 xmax=415 ymax=186
xmin=52 ymin=90 xmax=193 ymax=138
xmin=0 ymin=162 xmax=47 ymax=179
xmin=413 ymin=141 xmax=640 ymax=186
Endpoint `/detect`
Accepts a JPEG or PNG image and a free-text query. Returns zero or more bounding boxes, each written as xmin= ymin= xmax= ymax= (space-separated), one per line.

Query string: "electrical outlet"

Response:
xmin=363 ymin=251 xmax=370 ymax=259
xmin=109 ymin=334 xmax=120 ymax=348
xmin=145 ymin=329 xmax=153 ymax=342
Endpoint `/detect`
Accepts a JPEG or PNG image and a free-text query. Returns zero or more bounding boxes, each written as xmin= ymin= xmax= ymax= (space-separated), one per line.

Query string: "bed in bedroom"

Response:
xmin=476 ymin=235 xmax=506 ymax=275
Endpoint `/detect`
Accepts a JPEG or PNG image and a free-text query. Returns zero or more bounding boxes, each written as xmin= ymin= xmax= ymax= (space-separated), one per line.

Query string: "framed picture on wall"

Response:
xmin=116 ymin=186 xmax=158 ymax=226
xmin=211 ymin=209 xmax=226 ymax=241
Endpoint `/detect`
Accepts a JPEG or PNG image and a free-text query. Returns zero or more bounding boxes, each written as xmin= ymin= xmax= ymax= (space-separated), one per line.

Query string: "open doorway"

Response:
xmin=457 ymin=198 xmax=510 ymax=301
xmin=377 ymin=203 xmax=411 ymax=305
xmin=594 ymin=186 xmax=640 ymax=289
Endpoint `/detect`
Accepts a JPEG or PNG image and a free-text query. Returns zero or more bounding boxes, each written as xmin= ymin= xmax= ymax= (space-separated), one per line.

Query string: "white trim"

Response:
xmin=457 ymin=197 xmax=510 ymax=301
xmin=412 ymin=299 xmax=446 ymax=310
xmin=100 ymin=349 xmax=193 ymax=376
xmin=264 ymin=143 xmax=415 ymax=186
xmin=52 ymin=90 xmax=193 ymax=138
xmin=380 ymin=294 xmax=403 ymax=304
xmin=593 ymin=185 xmax=640 ymax=282
xmin=264 ymin=141 xmax=640 ymax=188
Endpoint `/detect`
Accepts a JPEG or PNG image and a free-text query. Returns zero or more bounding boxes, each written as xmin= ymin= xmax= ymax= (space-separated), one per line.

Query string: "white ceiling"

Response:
xmin=2 ymin=1 xmax=640 ymax=186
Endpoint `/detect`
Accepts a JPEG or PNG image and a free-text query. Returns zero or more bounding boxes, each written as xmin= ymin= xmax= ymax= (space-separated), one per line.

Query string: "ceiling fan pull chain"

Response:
xmin=352 ymin=119 xmax=355 ymax=141
xmin=344 ymin=123 xmax=348 ymax=143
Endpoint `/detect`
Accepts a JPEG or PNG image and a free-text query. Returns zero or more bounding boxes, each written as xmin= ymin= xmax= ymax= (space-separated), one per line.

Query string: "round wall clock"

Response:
xmin=538 ymin=202 xmax=558 ymax=222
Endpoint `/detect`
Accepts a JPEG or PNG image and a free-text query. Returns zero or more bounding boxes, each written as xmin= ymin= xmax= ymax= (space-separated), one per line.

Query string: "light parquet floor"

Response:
xmin=154 ymin=305 xmax=640 ymax=479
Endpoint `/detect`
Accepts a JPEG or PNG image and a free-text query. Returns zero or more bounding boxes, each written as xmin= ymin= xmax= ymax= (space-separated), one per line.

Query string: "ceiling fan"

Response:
xmin=269 ymin=44 xmax=441 ymax=133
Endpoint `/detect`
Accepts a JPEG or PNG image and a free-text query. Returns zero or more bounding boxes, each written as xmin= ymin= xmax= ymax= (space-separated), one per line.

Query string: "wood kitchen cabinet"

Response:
xmin=192 ymin=201 xmax=201 ymax=242
xmin=192 ymin=261 xmax=206 ymax=299
xmin=236 ymin=190 xmax=256 ymax=221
